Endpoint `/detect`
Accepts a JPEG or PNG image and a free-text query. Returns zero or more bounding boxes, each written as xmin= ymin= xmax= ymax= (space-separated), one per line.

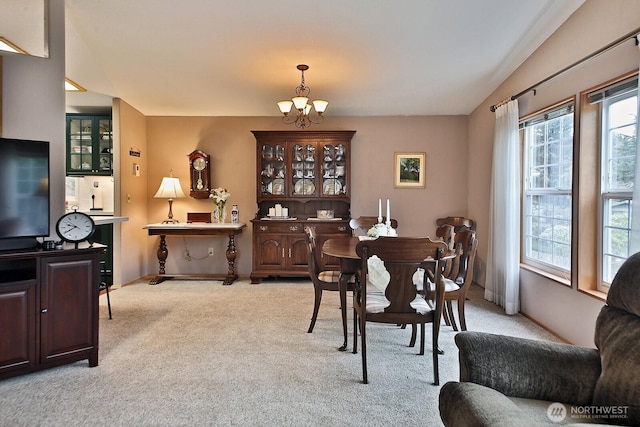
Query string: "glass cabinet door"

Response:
xmin=321 ymin=143 xmax=347 ymax=196
xmin=67 ymin=117 xmax=94 ymax=173
xmin=291 ymin=143 xmax=316 ymax=196
xmin=97 ymin=118 xmax=113 ymax=173
xmin=260 ymin=143 xmax=286 ymax=196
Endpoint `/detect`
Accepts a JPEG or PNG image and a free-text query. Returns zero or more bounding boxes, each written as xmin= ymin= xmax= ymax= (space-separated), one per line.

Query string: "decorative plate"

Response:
xmin=323 ymin=178 xmax=342 ymax=195
xmin=294 ymin=179 xmax=315 ymax=195
xmin=272 ymin=178 xmax=285 ymax=195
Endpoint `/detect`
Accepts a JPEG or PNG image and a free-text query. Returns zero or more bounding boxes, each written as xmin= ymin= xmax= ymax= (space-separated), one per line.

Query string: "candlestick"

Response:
xmin=386 ymin=199 xmax=390 ymax=226
xmin=378 ymin=198 xmax=382 ymax=223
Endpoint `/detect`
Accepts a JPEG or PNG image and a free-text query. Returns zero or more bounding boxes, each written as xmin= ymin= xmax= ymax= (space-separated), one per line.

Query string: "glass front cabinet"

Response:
xmin=251 ymin=130 xmax=355 ymax=283
xmin=66 ymin=114 xmax=113 ymax=175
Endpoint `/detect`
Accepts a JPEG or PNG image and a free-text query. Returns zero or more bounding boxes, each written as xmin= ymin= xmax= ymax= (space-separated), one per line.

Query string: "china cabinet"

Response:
xmin=0 ymin=245 xmax=104 ymax=380
xmin=66 ymin=114 xmax=113 ymax=175
xmin=250 ymin=130 xmax=355 ymax=283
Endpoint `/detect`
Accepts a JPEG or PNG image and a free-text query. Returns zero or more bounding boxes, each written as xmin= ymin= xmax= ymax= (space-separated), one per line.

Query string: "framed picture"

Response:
xmin=394 ymin=152 xmax=426 ymax=188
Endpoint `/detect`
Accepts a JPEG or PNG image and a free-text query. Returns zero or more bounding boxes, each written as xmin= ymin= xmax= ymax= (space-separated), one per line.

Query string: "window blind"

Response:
xmin=587 ymin=76 xmax=638 ymax=104
xmin=519 ymin=101 xmax=574 ymax=130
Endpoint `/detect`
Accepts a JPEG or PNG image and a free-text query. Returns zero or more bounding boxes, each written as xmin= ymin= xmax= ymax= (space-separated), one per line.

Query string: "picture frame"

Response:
xmin=394 ymin=152 xmax=426 ymax=188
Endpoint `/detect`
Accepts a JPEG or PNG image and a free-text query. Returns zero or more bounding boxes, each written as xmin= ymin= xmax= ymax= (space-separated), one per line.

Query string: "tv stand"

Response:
xmin=0 ymin=243 xmax=105 ymax=381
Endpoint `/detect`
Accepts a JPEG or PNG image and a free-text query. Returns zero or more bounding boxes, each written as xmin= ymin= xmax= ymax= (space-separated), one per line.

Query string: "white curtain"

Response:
xmin=630 ymin=36 xmax=640 ymax=255
xmin=485 ymin=100 xmax=520 ymax=315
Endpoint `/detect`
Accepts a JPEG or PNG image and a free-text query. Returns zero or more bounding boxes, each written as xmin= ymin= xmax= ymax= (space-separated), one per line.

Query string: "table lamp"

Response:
xmin=154 ymin=172 xmax=186 ymax=223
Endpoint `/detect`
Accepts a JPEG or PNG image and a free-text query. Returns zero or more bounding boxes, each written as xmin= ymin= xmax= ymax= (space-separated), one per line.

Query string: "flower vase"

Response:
xmin=213 ymin=205 xmax=227 ymax=223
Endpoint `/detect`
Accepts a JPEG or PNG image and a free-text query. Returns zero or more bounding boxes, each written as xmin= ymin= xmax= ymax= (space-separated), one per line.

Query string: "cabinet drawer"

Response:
xmin=254 ymin=222 xmax=304 ymax=234
xmin=311 ymin=223 xmax=350 ymax=234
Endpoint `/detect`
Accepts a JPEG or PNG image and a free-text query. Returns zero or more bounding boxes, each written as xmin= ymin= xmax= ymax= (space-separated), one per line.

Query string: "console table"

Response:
xmin=144 ymin=223 xmax=245 ymax=285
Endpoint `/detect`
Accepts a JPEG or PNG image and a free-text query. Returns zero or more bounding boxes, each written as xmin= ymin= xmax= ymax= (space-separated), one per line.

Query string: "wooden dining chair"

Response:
xmin=353 ymin=236 xmax=447 ymax=384
xmin=438 ymin=228 xmax=478 ymax=331
xmin=417 ymin=228 xmax=478 ymax=331
xmin=436 ymin=216 xmax=476 ymax=233
xmin=304 ymin=226 xmax=356 ymax=333
xmin=435 ymin=224 xmax=457 ymax=278
xmin=349 ymin=216 xmax=398 ymax=236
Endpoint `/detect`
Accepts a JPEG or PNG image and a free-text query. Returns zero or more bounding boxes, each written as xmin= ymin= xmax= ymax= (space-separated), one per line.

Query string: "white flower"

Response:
xmin=209 ymin=187 xmax=230 ymax=205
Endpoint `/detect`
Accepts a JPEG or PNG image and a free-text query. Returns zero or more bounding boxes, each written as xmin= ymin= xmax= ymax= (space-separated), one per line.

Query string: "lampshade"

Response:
xmin=154 ymin=177 xmax=186 ymax=199
xmin=292 ymin=96 xmax=309 ymax=110
xmin=277 ymin=100 xmax=293 ymax=114
xmin=312 ymin=99 xmax=329 ymax=113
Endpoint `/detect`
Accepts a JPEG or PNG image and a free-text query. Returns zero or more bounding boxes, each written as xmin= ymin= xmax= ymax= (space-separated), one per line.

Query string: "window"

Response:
xmin=521 ymin=101 xmax=574 ymax=277
xmin=593 ymin=77 xmax=638 ymax=288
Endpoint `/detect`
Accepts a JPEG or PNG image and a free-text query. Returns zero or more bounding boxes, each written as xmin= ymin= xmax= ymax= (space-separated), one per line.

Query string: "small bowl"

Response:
xmin=316 ymin=210 xmax=334 ymax=219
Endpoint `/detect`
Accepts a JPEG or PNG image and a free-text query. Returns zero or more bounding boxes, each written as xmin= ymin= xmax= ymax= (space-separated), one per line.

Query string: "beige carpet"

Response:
xmin=0 ymin=279 xmax=562 ymax=426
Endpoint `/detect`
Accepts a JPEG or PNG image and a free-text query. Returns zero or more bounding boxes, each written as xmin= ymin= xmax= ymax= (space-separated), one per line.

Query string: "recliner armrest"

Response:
xmin=455 ymin=331 xmax=601 ymax=405
xmin=439 ymin=382 xmax=536 ymax=427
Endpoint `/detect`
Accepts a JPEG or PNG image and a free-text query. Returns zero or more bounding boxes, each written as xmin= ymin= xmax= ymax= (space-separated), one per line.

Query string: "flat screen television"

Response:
xmin=0 ymin=138 xmax=50 ymax=250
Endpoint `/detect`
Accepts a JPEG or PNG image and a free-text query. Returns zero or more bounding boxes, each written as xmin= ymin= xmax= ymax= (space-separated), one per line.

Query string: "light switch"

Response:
xmin=133 ymin=163 xmax=140 ymax=176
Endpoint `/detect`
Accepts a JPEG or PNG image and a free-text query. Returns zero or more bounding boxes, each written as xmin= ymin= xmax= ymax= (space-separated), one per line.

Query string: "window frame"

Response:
xmin=520 ymin=99 xmax=575 ymax=281
xmin=597 ymin=80 xmax=638 ymax=292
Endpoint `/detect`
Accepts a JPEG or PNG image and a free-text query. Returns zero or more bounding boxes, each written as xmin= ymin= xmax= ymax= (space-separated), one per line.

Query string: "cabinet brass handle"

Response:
xmin=338 ymin=226 xmax=347 ymax=232
xmin=41 ymin=309 xmax=48 ymax=313
xmin=282 ymin=248 xmax=285 ymax=258
xmin=289 ymin=248 xmax=292 ymax=257
xmin=260 ymin=226 xmax=268 ymax=231
xmin=290 ymin=226 xmax=298 ymax=232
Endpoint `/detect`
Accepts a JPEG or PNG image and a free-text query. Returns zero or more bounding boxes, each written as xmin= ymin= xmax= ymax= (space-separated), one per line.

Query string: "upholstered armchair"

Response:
xmin=439 ymin=253 xmax=640 ymax=426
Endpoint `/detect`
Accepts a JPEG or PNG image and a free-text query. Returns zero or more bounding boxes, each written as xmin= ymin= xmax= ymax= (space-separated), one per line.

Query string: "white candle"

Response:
xmin=378 ymin=198 xmax=382 ymax=219
xmin=386 ymin=199 xmax=390 ymax=221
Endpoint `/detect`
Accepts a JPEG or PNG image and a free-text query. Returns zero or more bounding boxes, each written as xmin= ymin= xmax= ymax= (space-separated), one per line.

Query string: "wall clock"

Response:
xmin=188 ymin=150 xmax=211 ymax=199
xmin=55 ymin=210 xmax=96 ymax=248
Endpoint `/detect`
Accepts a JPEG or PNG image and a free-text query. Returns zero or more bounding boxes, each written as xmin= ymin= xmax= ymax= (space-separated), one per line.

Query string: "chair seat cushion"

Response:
xmin=318 ymin=270 xmax=341 ymax=282
xmin=366 ymin=292 xmax=430 ymax=314
xmin=413 ymin=268 xmax=460 ymax=292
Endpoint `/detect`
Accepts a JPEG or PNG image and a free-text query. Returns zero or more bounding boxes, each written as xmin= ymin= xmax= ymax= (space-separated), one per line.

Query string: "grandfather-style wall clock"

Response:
xmin=188 ymin=150 xmax=211 ymax=199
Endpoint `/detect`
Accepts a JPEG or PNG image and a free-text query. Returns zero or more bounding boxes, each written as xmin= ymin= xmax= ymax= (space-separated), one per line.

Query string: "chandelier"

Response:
xmin=277 ymin=64 xmax=328 ymax=129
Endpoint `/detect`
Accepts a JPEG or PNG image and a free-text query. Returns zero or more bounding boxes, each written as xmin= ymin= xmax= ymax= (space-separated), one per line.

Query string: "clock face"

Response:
xmin=56 ymin=212 xmax=96 ymax=243
xmin=193 ymin=157 xmax=206 ymax=171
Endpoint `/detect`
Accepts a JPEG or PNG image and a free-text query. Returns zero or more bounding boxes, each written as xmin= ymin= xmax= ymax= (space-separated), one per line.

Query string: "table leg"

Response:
xmin=149 ymin=235 xmax=169 ymax=285
xmin=223 ymin=233 xmax=238 ymax=285
xmin=338 ymin=271 xmax=349 ymax=351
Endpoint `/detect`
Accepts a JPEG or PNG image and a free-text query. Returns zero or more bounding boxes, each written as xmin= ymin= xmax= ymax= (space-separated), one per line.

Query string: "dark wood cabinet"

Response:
xmin=0 ymin=279 xmax=37 ymax=377
xmin=250 ymin=130 xmax=355 ymax=283
xmin=251 ymin=220 xmax=351 ymax=282
xmin=0 ymin=245 xmax=104 ymax=380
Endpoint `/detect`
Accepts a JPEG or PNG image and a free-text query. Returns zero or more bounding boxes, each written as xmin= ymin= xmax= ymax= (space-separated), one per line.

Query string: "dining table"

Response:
xmin=321 ymin=236 xmax=455 ymax=352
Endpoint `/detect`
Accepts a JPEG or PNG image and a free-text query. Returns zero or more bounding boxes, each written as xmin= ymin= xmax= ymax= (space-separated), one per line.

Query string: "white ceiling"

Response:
xmin=64 ymin=0 xmax=585 ymax=117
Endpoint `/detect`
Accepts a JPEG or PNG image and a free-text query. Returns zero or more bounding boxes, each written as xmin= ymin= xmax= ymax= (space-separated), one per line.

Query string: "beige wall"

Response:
xmin=116 ymin=99 xmax=150 ymax=284
xmin=1 ymin=0 xmax=66 ymax=232
xmin=135 ymin=115 xmax=468 ymax=278
xmin=467 ymin=0 xmax=640 ymax=346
